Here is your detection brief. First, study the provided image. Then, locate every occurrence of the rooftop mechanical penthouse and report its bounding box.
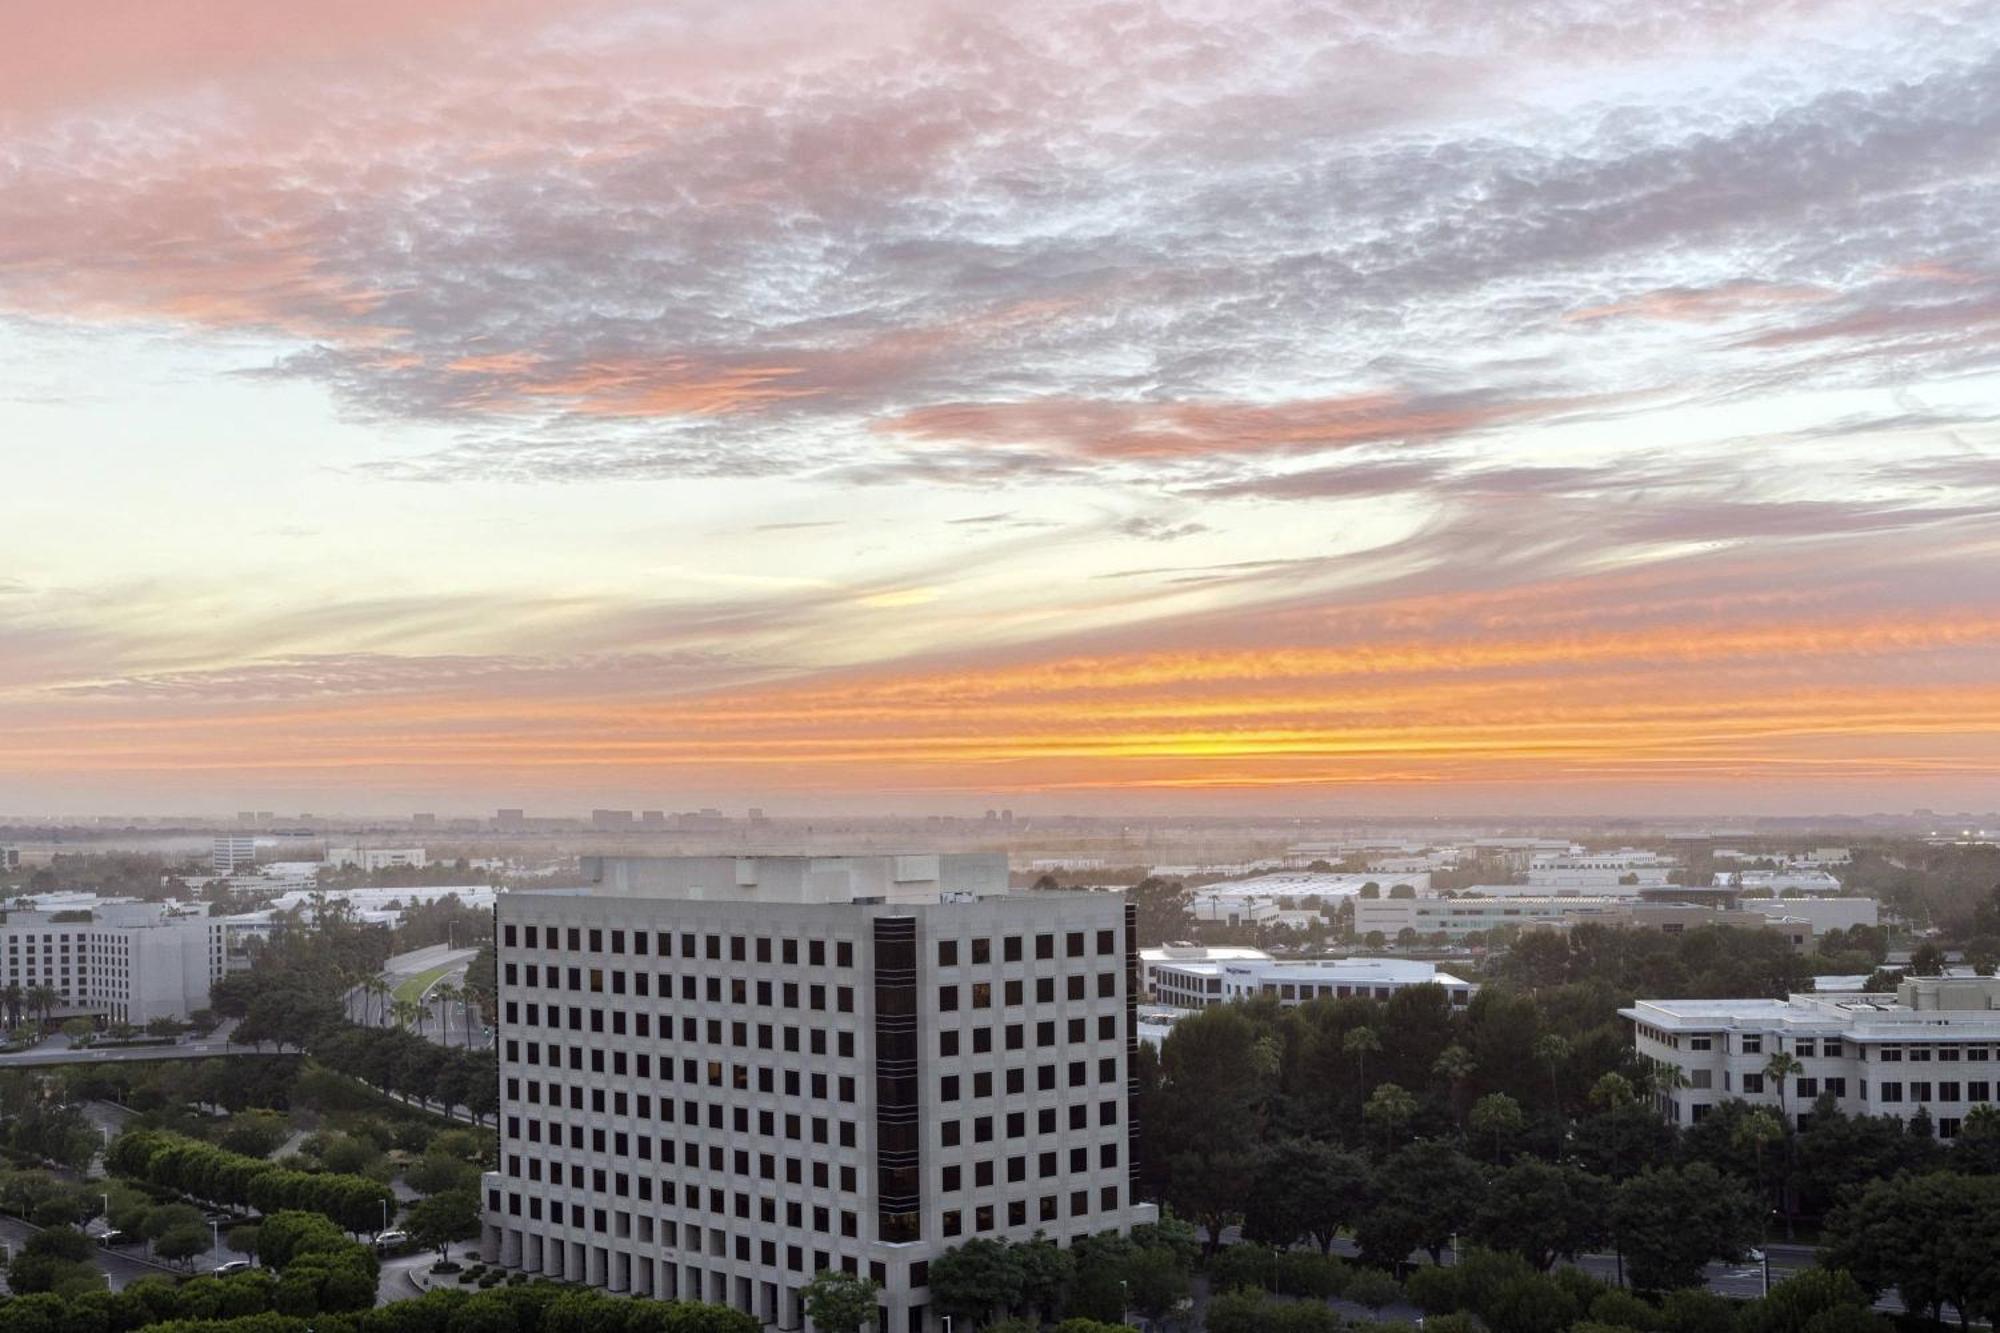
[481,854,1156,1332]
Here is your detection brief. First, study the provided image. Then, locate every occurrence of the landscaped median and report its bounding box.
[392,963,459,1008]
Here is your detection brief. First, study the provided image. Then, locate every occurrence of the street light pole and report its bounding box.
[1121,1279,1130,1327]
[381,1198,390,1235]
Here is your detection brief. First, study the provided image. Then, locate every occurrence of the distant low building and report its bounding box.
[324,846,428,872]
[1356,894,1820,945]
[1737,896,1879,933]
[0,846,19,872]
[1526,849,1677,889]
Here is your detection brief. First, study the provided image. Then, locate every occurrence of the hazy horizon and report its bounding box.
[6,1,2000,814]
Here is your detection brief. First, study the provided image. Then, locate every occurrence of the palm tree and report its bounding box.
[431,983,460,1045]
[1533,1033,1571,1111]
[1,983,20,1029]
[390,998,420,1031]
[26,985,59,1029]
[1364,1082,1417,1154]
[365,977,392,1027]
[1762,1047,1805,1239]
[1344,1026,1381,1086]
[1763,1049,1804,1123]
[1433,1044,1476,1127]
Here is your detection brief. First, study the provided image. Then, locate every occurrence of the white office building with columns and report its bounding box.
[481,855,1154,1332]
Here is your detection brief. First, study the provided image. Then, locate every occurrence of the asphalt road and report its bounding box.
[0,1213,200,1293]
[348,945,489,1051]
[0,1021,284,1068]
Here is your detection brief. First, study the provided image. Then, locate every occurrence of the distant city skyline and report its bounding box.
[5,1,2000,813]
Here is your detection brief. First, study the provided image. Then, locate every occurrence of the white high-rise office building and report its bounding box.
[212,836,257,874]
[481,855,1154,1332]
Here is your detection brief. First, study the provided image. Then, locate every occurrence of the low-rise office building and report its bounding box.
[1145,953,1476,1010]
[1624,976,2000,1135]
[1736,896,1879,933]
[324,846,429,872]
[1356,895,1815,945]
[1137,945,1272,998]
[1526,849,1677,889]
[481,855,1154,1332]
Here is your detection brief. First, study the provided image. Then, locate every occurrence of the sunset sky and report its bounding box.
[5,0,2000,816]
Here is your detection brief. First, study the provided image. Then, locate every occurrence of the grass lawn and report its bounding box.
[393,962,459,1005]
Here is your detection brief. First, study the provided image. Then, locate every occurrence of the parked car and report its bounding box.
[210,1260,252,1276]
[375,1229,411,1252]
[97,1229,138,1247]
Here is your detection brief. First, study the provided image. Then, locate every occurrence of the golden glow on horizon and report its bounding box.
[8,606,1999,798]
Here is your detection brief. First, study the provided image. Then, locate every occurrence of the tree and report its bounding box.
[1909,942,1945,976]
[1433,1044,1477,1126]
[1153,1005,1274,1255]
[1364,1082,1417,1152]
[156,1221,215,1269]
[1346,1268,1404,1312]
[1611,1164,1759,1292]
[1122,1244,1192,1325]
[1487,1275,1579,1333]
[1012,1234,1074,1323]
[1570,1099,1676,1181]
[1369,1141,1485,1265]
[1468,1093,1527,1163]
[1822,1171,2000,1326]
[226,1224,261,1264]
[430,982,461,1046]
[929,1239,1025,1326]
[1242,1139,1371,1254]
[1131,878,1194,947]
[406,1189,480,1263]
[25,985,59,1027]
[6,1226,103,1294]
[802,1268,879,1333]
[1470,1161,1610,1272]
[1344,1025,1382,1086]
[1532,1034,1570,1112]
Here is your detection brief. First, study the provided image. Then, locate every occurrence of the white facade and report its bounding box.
[325,846,429,872]
[1145,954,1476,1010]
[0,902,226,1024]
[1716,869,1845,894]
[1443,881,1649,900]
[1624,977,2000,1136]
[1138,945,1272,997]
[1189,893,1278,926]
[1357,895,1627,939]
[1526,849,1677,888]
[481,855,1154,1333]
[1736,897,1879,933]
